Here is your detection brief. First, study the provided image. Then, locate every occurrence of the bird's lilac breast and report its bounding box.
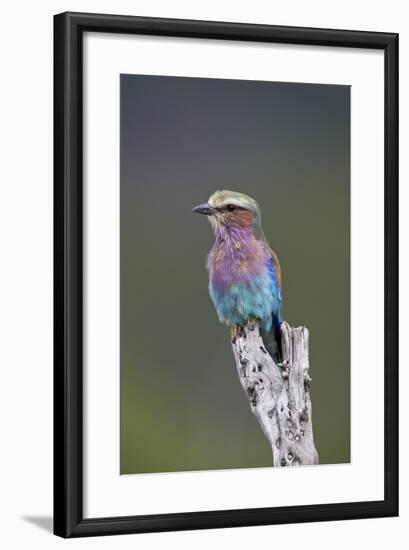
[207,231,277,330]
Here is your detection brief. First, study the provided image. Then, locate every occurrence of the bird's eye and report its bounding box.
[226,204,236,211]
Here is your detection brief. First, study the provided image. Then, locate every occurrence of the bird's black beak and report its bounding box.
[192,203,214,216]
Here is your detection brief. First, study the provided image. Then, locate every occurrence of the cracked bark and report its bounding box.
[231,321,319,466]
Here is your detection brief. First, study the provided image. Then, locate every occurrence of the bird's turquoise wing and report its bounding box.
[261,254,282,361]
[266,255,282,323]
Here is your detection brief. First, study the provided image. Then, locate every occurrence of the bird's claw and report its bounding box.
[230,325,242,342]
[246,316,258,331]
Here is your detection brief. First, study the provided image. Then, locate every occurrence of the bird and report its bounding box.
[193,190,282,361]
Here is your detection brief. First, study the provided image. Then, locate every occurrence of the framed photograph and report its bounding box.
[54,12,398,538]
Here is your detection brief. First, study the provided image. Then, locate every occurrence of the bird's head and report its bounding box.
[193,190,263,237]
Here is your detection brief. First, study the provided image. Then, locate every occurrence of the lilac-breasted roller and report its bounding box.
[193,190,282,361]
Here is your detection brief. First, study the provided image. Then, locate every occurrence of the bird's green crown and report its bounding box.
[208,190,260,214]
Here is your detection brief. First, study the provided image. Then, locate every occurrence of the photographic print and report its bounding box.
[120,74,350,475]
[54,13,398,537]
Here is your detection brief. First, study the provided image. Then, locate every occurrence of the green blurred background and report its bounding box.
[120,74,350,474]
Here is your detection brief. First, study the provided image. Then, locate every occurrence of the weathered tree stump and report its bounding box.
[231,321,319,466]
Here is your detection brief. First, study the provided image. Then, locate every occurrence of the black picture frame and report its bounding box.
[54,11,399,538]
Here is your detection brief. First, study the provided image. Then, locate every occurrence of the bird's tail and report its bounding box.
[260,314,282,364]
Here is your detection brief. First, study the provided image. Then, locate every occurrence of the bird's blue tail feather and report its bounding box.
[260,312,282,363]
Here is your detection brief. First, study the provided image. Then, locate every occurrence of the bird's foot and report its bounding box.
[230,325,242,342]
[246,316,258,331]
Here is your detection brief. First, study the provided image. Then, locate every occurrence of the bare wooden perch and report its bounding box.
[231,321,319,466]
